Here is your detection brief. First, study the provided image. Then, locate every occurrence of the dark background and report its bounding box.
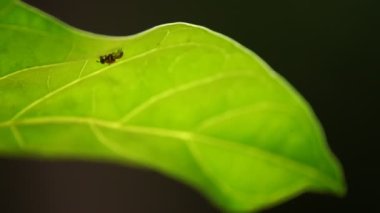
[1,0,378,212]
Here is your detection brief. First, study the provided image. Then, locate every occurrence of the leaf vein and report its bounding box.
[0,24,50,36]
[196,102,289,130]
[10,125,25,148]
[0,60,83,80]
[77,60,88,79]
[89,122,127,158]
[120,71,255,123]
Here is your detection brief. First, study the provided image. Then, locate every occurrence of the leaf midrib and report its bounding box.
[0,115,339,190]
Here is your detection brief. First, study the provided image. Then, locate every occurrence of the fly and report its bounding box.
[98,49,124,64]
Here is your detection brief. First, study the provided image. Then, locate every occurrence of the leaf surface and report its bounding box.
[0,0,345,211]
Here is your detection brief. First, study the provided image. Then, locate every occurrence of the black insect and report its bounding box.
[98,49,124,64]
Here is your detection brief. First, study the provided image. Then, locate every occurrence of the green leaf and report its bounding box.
[0,0,345,211]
